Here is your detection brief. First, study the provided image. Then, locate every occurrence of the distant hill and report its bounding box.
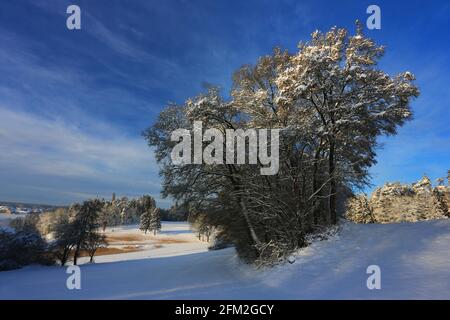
[0,201,65,210]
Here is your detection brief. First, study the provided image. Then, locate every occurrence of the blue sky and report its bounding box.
[0,0,449,207]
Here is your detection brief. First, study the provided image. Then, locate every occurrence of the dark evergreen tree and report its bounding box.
[150,208,162,235]
[140,209,152,234]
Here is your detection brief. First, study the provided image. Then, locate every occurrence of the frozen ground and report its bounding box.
[1,219,450,299]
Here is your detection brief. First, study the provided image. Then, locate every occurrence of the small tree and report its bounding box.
[150,208,162,235]
[53,213,77,266]
[140,210,152,234]
[139,195,158,234]
[71,199,104,265]
[83,232,107,263]
[98,204,110,232]
[188,211,214,242]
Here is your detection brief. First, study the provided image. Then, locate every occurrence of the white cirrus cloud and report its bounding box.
[0,105,163,205]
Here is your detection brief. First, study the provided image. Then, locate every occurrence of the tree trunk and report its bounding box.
[73,244,80,265]
[61,246,71,266]
[328,140,337,225]
[89,250,95,263]
[240,198,261,245]
[312,146,321,226]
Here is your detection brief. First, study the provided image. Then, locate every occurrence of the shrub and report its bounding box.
[0,228,55,271]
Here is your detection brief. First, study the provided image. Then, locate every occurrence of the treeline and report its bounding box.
[1,194,164,271]
[144,23,419,265]
[1,200,107,270]
[346,173,450,223]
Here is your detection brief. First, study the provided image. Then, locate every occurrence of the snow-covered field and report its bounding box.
[1,219,450,299]
[77,222,210,264]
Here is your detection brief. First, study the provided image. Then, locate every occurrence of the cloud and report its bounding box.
[85,12,181,73]
[0,22,167,206]
[0,106,163,205]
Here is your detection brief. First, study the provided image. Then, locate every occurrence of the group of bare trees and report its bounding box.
[144,24,419,264]
[53,195,161,265]
[53,199,106,265]
[3,194,162,268]
[1,199,106,269]
[188,212,214,242]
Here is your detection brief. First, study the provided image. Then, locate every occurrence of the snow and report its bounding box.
[76,221,210,264]
[1,220,450,299]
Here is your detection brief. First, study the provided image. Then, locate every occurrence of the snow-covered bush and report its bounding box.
[305,224,341,243]
[208,235,233,251]
[254,240,299,268]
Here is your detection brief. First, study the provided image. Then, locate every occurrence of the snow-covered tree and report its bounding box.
[140,208,161,235]
[53,212,77,266]
[98,204,112,232]
[149,208,162,235]
[345,194,375,223]
[83,231,107,263]
[188,211,214,242]
[144,23,419,264]
[275,22,419,224]
[139,195,158,234]
[70,199,105,265]
[140,210,152,234]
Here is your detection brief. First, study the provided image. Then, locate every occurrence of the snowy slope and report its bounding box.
[1,220,450,299]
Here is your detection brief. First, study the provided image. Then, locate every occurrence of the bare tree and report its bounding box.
[83,232,107,263]
[71,199,104,265]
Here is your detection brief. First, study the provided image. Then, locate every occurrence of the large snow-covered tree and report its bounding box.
[275,23,419,224]
[144,23,419,264]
